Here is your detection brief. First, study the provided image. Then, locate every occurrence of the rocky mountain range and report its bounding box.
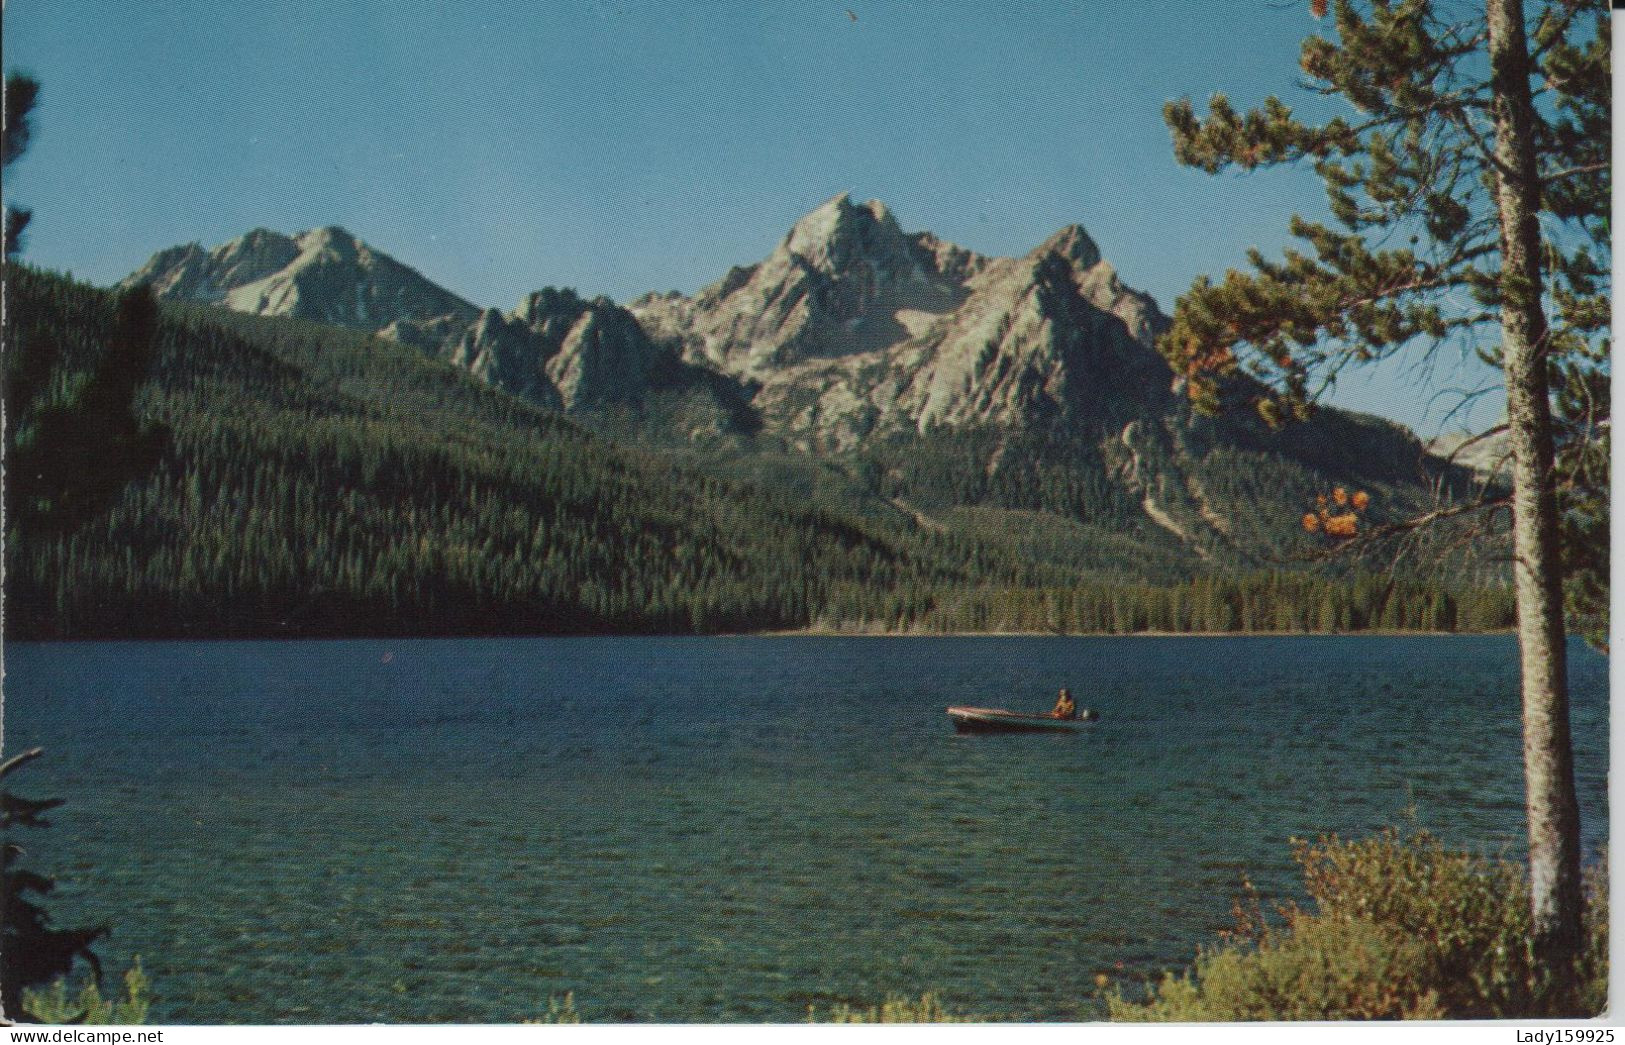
[123,195,1476,567]
[630,195,1174,449]
[121,194,1180,447]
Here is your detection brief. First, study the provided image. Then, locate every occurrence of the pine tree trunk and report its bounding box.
[1484,0,1584,996]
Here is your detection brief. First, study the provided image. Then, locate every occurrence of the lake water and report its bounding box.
[3,635,1609,1023]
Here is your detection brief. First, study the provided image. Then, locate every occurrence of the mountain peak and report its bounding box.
[295,225,365,256]
[126,226,477,330]
[863,198,895,225]
[783,193,910,275]
[1032,224,1102,269]
[307,224,357,240]
[226,227,296,252]
[209,227,300,276]
[784,192,853,244]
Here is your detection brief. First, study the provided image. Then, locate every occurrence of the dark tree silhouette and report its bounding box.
[0,750,108,1022]
[1,74,165,1024]
[4,73,39,258]
[6,283,169,537]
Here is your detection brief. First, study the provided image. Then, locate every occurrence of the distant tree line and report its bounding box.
[911,572,1513,636]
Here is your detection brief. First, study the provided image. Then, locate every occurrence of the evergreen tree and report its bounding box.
[3,72,39,258]
[1157,0,1604,1001]
[4,73,168,539]
[1,749,108,1022]
[6,283,169,537]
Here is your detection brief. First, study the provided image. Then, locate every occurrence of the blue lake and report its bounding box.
[3,635,1609,1022]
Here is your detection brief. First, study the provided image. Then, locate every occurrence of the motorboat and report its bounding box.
[945,705,1098,734]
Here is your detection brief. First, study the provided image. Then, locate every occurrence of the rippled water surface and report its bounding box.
[5,635,1608,1022]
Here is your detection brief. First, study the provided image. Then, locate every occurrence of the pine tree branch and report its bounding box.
[1437,101,1506,176]
[0,748,45,780]
[1539,161,1609,184]
[1299,495,1512,562]
[1528,0,1586,65]
[1298,245,1492,330]
[1438,423,1512,467]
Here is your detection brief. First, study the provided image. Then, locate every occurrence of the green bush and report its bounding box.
[1108,831,1608,1021]
[809,992,969,1023]
[523,992,582,1024]
[21,960,150,1024]
[517,991,967,1024]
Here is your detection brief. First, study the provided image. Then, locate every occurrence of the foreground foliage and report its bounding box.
[522,992,582,1025]
[1107,831,1607,1020]
[808,992,970,1023]
[20,963,151,1025]
[1,749,108,1022]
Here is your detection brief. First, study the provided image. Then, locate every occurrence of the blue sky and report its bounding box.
[5,0,1503,435]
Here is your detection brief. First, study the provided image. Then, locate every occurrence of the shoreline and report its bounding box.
[752,628,1513,638]
[8,627,1519,645]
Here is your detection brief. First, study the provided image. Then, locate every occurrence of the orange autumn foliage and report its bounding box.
[1302,490,1373,540]
[1323,513,1360,538]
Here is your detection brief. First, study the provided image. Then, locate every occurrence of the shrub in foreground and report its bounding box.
[523,992,582,1024]
[1108,831,1607,1021]
[809,992,969,1023]
[21,961,150,1025]
[2,747,110,1022]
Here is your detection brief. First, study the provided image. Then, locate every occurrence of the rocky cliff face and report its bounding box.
[632,195,979,374]
[630,193,1173,450]
[128,230,679,415]
[378,288,674,412]
[514,288,671,411]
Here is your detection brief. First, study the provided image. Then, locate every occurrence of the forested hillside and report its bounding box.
[126,203,1502,583]
[4,266,1510,639]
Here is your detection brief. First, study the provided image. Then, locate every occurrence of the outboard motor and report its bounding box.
[1078,707,1101,722]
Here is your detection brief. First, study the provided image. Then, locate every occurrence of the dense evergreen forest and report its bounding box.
[4,266,1511,639]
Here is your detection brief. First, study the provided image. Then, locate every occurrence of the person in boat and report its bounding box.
[1052,688,1076,720]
